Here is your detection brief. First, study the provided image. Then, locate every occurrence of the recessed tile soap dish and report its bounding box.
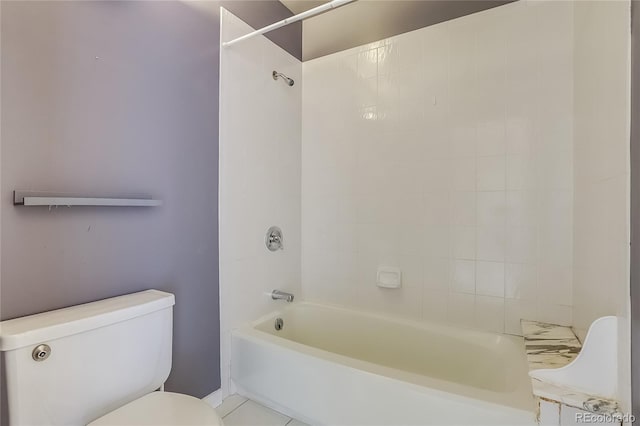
[376,266,401,289]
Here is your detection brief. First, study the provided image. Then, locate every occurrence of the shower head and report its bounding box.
[273,70,294,87]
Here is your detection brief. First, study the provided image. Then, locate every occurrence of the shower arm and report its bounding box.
[273,71,294,86]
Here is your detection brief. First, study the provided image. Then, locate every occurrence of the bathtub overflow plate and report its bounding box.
[275,318,284,331]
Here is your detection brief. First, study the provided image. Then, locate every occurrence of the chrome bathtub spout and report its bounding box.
[271,290,294,302]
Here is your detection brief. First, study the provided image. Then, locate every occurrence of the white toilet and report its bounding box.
[0,290,223,426]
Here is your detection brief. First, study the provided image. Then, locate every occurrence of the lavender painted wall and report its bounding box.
[0,0,300,411]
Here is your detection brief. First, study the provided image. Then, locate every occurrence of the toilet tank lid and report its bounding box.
[0,290,175,351]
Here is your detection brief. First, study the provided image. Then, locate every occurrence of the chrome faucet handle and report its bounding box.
[265,226,284,251]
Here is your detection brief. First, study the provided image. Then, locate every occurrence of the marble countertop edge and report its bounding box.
[520,319,621,416]
[532,379,621,415]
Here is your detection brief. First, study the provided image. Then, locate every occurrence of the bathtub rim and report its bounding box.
[233,301,536,415]
[250,300,523,343]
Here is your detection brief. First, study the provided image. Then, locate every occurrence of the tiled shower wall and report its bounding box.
[572,0,631,412]
[301,0,574,334]
[219,9,301,396]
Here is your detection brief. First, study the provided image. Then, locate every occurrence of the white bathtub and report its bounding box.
[231,302,536,425]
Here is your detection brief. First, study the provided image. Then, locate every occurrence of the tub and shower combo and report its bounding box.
[218,1,601,423]
[232,302,536,425]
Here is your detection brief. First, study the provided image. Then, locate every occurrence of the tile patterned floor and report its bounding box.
[216,395,309,426]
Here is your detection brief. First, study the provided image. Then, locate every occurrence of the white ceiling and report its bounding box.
[279,0,514,61]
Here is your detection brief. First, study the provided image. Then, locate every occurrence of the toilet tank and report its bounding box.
[0,290,175,426]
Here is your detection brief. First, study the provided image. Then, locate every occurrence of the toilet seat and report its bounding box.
[88,391,223,426]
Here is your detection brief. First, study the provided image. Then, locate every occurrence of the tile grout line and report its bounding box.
[222,398,249,419]
[222,397,296,425]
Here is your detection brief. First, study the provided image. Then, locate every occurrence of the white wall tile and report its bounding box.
[476,156,505,191]
[220,9,301,396]
[424,191,451,226]
[476,120,506,157]
[302,0,575,333]
[537,303,572,326]
[476,226,506,261]
[447,292,475,327]
[423,225,450,258]
[356,278,423,320]
[505,263,537,301]
[355,76,377,108]
[452,191,476,226]
[398,223,426,255]
[476,261,505,297]
[573,0,630,413]
[477,191,506,228]
[506,190,536,228]
[505,225,536,264]
[452,226,476,259]
[505,299,537,335]
[357,48,378,79]
[423,289,448,322]
[538,263,573,306]
[450,259,475,294]
[475,295,505,333]
[506,155,536,190]
[423,257,450,290]
[395,254,425,287]
[393,35,424,73]
[450,125,476,158]
[452,157,477,191]
[423,159,452,192]
[505,117,535,157]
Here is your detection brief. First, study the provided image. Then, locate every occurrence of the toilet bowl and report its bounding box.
[0,290,223,426]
